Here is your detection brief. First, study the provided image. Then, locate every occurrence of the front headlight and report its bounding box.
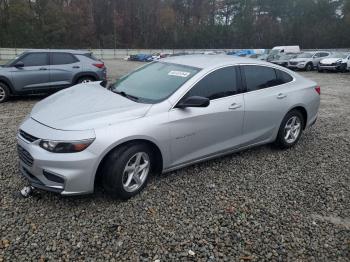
[39,138,95,153]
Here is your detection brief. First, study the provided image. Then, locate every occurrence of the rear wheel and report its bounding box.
[77,76,95,84]
[275,110,304,149]
[102,143,153,199]
[0,82,10,103]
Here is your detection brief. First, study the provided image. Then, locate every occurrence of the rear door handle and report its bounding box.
[277,93,287,99]
[73,66,80,69]
[39,67,48,70]
[229,103,242,110]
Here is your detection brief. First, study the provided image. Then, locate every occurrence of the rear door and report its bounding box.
[168,66,245,167]
[49,52,82,89]
[10,52,50,92]
[241,65,294,146]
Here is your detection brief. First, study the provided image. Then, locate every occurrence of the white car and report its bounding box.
[288,51,331,71]
[318,53,350,72]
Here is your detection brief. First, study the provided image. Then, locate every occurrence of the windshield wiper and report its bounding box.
[112,90,139,101]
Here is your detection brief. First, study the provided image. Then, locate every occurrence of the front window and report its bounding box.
[111,62,200,103]
[184,66,239,100]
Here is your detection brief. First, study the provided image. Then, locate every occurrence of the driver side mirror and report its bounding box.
[176,96,210,109]
[14,61,24,68]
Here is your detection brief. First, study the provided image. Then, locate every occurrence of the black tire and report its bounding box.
[305,63,313,71]
[76,76,95,84]
[0,82,10,103]
[274,110,305,149]
[102,143,153,199]
[317,65,324,73]
[339,64,347,73]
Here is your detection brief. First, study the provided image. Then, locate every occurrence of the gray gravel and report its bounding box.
[0,60,349,261]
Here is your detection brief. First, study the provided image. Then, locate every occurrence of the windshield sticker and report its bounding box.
[168,71,191,78]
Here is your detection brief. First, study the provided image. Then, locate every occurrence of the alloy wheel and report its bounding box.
[284,116,301,144]
[0,86,5,102]
[122,152,150,192]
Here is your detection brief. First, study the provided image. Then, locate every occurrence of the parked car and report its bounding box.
[318,52,350,73]
[270,53,299,67]
[0,50,106,103]
[17,55,320,199]
[288,51,331,71]
[257,54,269,61]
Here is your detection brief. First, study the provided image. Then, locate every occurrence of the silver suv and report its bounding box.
[288,51,331,71]
[0,50,107,102]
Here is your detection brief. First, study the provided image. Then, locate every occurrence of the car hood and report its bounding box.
[30,82,152,130]
[289,58,311,62]
[320,58,343,64]
[272,59,289,63]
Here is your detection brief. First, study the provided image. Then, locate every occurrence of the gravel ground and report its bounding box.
[0,60,349,261]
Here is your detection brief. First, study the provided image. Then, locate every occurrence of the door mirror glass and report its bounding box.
[176,96,210,109]
[14,61,24,68]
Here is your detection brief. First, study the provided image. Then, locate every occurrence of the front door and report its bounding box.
[11,52,50,92]
[168,66,245,168]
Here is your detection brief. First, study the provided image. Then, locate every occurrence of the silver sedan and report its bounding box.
[17,55,320,199]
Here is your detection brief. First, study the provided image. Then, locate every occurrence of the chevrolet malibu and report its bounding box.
[17,55,320,199]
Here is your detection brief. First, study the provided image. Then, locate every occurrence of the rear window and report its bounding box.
[83,53,99,61]
[51,53,78,65]
[276,69,293,85]
[244,65,279,91]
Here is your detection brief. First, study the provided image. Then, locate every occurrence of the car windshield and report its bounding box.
[328,53,347,58]
[297,53,313,58]
[2,56,19,67]
[111,62,200,103]
[277,54,295,60]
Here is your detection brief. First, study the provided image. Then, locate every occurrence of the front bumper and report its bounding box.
[17,119,99,195]
[288,63,307,69]
[319,65,341,71]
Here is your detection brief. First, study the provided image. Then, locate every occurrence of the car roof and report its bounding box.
[23,49,91,55]
[160,54,271,69]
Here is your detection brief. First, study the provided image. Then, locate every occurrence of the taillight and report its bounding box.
[315,86,321,95]
[93,63,105,69]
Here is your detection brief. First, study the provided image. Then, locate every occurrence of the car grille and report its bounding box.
[19,130,39,143]
[17,144,34,167]
[289,62,298,66]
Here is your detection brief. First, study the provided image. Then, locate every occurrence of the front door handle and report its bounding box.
[73,66,80,69]
[229,103,242,110]
[39,67,48,71]
[277,93,287,99]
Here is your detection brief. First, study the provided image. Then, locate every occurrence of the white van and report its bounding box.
[271,46,301,54]
[267,46,301,61]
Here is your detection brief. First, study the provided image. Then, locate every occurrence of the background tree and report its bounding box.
[0,0,348,49]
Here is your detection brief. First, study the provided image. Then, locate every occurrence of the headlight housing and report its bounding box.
[39,138,95,153]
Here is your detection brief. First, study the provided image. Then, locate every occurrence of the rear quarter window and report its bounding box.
[276,69,293,85]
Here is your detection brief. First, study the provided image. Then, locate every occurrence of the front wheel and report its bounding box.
[0,83,10,103]
[102,143,153,199]
[305,63,313,71]
[275,110,304,149]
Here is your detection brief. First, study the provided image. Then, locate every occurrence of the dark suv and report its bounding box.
[0,50,107,102]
